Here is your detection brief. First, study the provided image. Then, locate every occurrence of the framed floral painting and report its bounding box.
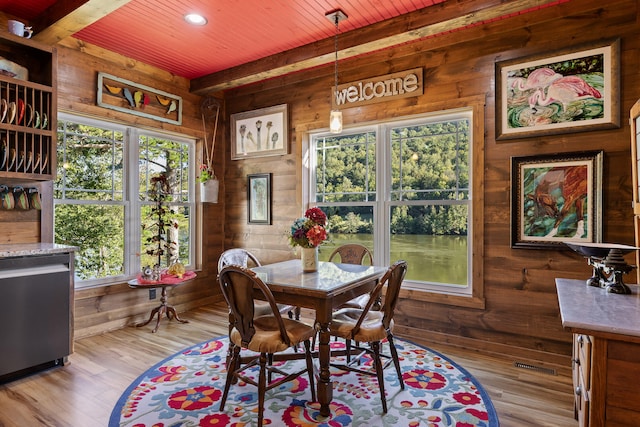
[496,39,620,140]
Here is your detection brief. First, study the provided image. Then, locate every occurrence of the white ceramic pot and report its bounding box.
[200,179,219,203]
[301,247,318,273]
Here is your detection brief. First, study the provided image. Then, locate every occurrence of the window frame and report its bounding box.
[303,97,485,308]
[55,112,197,289]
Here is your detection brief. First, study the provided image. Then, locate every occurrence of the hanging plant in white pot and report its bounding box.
[199,97,221,203]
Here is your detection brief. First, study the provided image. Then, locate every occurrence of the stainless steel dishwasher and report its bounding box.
[0,252,74,381]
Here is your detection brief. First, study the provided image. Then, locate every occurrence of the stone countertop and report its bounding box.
[0,243,78,258]
[556,278,640,338]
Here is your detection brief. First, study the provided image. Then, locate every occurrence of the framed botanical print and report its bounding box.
[511,151,603,249]
[231,104,288,160]
[247,173,271,225]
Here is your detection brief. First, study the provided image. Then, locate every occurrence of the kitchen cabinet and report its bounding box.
[557,278,640,427]
[0,32,56,181]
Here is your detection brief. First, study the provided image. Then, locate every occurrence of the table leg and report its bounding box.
[166,305,189,323]
[136,303,161,328]
[136,286,188,333]
[317,321,332,418]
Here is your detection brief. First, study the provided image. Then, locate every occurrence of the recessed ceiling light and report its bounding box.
[184,13,207,26]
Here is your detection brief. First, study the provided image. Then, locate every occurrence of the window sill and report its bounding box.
[399,287,486,309]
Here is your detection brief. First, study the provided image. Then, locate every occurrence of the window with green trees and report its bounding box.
[310,108,473,294]
[54,114,195,288]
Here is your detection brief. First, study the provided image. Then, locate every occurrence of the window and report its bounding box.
[309,106,481,297]
[54,114,196,288]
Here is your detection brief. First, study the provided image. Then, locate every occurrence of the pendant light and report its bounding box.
[326,9,347,134]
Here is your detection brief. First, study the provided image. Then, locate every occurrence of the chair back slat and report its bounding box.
[329,244,373,265]
[218,265,290,347]
[218,248,261,272]
[350,260,407,336]
[381,260,407,329]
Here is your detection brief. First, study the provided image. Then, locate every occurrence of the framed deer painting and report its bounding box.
[511,151,603,249]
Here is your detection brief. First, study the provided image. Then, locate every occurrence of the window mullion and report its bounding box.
[125,128,138,276]
[377,124,389,267]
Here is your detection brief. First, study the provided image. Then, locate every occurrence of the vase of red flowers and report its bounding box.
[301,247,319,273]
[289,207,328,272]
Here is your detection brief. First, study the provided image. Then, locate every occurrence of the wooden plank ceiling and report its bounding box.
[1,0,566,94]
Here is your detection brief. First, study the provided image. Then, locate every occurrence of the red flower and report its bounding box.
[306,225,327,247]
[199,413,230,426]
[452,392,481,405]
[465,408,489,420]
[289,207,329,248]
[305,207,327,226]
[167,385,221,411]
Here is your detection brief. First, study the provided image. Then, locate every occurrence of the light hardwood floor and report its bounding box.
[0,303,576,426]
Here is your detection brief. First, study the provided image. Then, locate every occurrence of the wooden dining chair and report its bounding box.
[218,248,298,320]
[329,243,373,265]
[217,265,317,427]
[330,244,377,310]
[311,243,377,350]
[329,260,408,413]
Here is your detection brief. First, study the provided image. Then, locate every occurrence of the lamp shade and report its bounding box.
[329,110,342,133]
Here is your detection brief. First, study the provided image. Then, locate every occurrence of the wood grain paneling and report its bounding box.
[52,41,226,338]
[221,0,639,370]
[3,0,637,373]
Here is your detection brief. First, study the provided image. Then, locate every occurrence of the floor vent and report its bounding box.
[513,361,557,375]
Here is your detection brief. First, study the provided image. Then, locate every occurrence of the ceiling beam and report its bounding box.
[31,0,134,45]
[190,0,561,95]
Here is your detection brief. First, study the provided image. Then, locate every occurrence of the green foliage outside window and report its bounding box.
[313,116,471,287]
[55,118,193,283]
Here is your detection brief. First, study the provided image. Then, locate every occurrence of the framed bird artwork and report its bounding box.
[96,72,182,125]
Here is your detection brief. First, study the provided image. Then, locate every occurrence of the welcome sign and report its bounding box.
[332,67,423,109]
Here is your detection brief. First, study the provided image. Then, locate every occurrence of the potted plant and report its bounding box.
[141,173,179,279]
[199,97,221,203]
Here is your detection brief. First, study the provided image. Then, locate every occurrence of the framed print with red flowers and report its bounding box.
[247,173,271,224]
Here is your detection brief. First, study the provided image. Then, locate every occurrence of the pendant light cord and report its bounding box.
[334,15,339,95]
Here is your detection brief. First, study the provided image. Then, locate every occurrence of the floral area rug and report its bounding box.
[109,337,498,427]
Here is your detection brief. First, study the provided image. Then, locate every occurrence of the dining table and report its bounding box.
[251,259,387,418]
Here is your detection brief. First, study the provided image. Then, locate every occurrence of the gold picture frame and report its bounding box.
[511,151,603,249]
[496,39,620,140]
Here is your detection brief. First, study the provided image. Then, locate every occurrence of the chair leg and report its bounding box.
[345,339,352,363]
[387,333,404,389]
[371,341,387,413]
[303,339,317,402]
[258,353,267,427]
[267,353,274,382]
[220,345,240,410]
[226,311,234,369]
[311,321,319,350]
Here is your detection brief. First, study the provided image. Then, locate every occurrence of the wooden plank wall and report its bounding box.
[52,40,226,338]
[221,0,639,370]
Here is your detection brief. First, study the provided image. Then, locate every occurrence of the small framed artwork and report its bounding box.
[511,151,603,249]
[231,104,288,160]
[496,39,620,140]
[247,173,271,225]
